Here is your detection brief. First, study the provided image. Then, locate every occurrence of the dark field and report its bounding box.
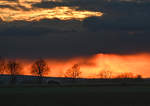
[0,86,150,106]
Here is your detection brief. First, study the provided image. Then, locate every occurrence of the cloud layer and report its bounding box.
[0,0,150,58]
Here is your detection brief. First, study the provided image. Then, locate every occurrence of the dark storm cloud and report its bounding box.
[0,19,81,36]
[32,0,150,30]
[0,23,58,36]
[33,0,150,12]
[0,24,150,58]
[83,15,150,31]
[33,0,106,11]
[0,0,150,58]
[0,5,17,10]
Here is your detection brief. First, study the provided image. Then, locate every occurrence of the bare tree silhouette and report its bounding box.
[136,74,142,79]
[31,59,49,83]
[65,64,81,79]
[0,57,6,74]
[98,70,112,79]
[7,60,21,84]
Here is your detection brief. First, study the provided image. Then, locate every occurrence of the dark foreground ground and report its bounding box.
[1,86,150,106]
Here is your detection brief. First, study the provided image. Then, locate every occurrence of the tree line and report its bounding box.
[0,57,50,84]
[0,57,142,84]
[0,57,83,83]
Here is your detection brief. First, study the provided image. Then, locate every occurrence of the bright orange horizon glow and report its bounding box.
[5,53,150,78]
[0,0,103,22]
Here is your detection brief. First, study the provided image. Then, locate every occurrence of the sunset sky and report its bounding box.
[0,0,150,78]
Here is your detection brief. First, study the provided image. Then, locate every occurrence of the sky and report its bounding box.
[0,0,150,58]
[0,0,150,77]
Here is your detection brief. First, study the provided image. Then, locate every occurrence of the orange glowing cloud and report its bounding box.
[0,0,103,22]
[14,53,150,78]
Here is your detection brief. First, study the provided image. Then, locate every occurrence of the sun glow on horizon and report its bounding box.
[2,53,150,78]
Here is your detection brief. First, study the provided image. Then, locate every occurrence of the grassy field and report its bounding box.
[1,86,150,106]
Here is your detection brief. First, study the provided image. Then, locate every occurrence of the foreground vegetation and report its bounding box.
[0,86,150,106]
